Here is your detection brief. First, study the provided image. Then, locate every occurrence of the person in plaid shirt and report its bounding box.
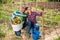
[26,7,42,40]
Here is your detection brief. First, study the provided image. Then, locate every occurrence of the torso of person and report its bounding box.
[28,12,37,24]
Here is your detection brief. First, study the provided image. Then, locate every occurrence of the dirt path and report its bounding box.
[0,22,60,40]
[44,26,60,40]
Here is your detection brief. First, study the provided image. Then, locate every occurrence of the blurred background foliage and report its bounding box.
[0,0,60,40]
[0,0,60,4]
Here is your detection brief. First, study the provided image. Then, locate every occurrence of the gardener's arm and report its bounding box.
[34,12,42,16]
[18,14,27,17]
[9,14,13,22]
[13,12,27,17]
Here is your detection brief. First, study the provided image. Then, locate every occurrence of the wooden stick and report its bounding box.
[20,0,22,11]
[42,1,45,40]
[36,0,38,11]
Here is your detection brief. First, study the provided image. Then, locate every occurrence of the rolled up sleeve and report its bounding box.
[35,12,42,16]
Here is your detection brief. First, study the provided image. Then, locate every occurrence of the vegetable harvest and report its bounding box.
[12,17,22,25]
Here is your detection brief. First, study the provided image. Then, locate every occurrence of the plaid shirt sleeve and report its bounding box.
[35,12,42,16]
